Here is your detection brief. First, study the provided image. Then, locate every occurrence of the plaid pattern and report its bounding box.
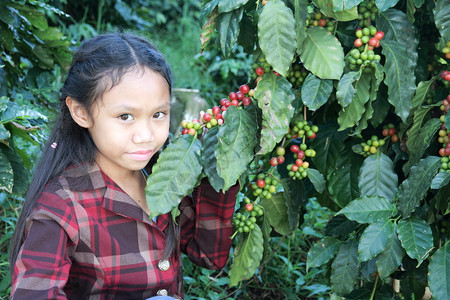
[11,163,238,299]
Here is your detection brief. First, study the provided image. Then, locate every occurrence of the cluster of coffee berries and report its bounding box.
[232,198,264,234]
[438,96,450,163]
[357,0,378,28]
[220,84,253,110]
[251,56,271,82]
[249,173,279,200]
[441,70,450,83]
[346,26,384,71]
[382,123,399,143]
[440,156,450,173]
[306,11,336,33]
[286,143,316,180]
[360,135,385,156]
[442,41,450,60]
[292,120,319,139]
[286,63,309,89]
[180,119,204,136]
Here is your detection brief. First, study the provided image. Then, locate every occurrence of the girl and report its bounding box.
[9,32,239,299]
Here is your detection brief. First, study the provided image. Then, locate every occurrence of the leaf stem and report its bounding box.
[369,273,379,300]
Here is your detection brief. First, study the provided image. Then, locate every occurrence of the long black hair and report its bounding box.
[10,32,178,272]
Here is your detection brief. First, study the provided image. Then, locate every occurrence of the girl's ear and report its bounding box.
[66,97,93,128]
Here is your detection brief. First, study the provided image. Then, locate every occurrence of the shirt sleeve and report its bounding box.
[178,178,239,269]
[11,192,78,300]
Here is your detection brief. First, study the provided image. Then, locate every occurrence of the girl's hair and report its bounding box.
[10,32,178,272]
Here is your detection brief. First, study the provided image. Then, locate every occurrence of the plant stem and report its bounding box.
[369,274,379,300]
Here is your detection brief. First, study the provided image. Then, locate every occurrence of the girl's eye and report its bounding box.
[153,112,167,119]
[118,114,133,121]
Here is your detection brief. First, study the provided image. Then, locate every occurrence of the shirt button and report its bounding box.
[156,289,168,296]
[158,259,170,271]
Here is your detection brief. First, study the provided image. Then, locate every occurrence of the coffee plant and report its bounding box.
[145,0,450,298]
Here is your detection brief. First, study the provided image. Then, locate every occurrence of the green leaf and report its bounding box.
[298,27,345,80]
[229,225,264,286]
[0,123,10,140]
[218,0,249,13]
[0,149,14,193]
[215,105,259,190]
[255,73,295,155]
[336,71,361,108]
[310,122,347,175]
[325,215,359,239]
[445,113,450,132]
[307,236,341,271]
[358,152,398,200]
[14,4,48,30]
[376,232,404,277]
[293,0,309,49]
[398,156,441,218]
[403,110,441,174]
[331,238,359,295]
[306,168,326,193]
[217,8,243,57]
[313,0,359,21]
[337,71,371,130]
[146,135,203,219]
[375,0,400,12]
[1,145,29,194]
[434,0,450,41]
[411,76,439,109]
[398,216,434,267]
[301,73,334,111]
[281,177,305,231]
[358,219,395,262]
[337,195,397,224]
[258,0,296,76]
[380,39,416,123]
[428,241,450,300]
[431,172,450,190]
[370,88,391,128]
[202,127,224,192]
[333,0,363,11]
[261,192,291,235]
[327,148,363,208]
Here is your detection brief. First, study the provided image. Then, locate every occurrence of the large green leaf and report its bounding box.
[261,192,291,235]
[201,127,224,192]
[1,145,29,194]
[11,3,48,31]
[376,9,418,64]
[281,177,305,231]
[218,0,249,13]
[403,108,441,174]
[434,0,450,41]
[380,39,416,123]
[306,168,326,193]
[358,152,398,200]
[313,0,359,21]
[310,122,347,176]
[336,71,361,108]
[325,215,359,239]
[327,148,363,208]
[337,196,397,223]
[358,219,395,262]
[293,0,309,49]
[298,27,345,80]
[0,149,14,193]
[229,225,264,286]
[307,236,341,271]
[215,105,259,190]
[375,0,401,13]
[217,8,243,57]
[301,73,333,111]
[254,73,295,155]
[398,156,441,218]
[428,241,450,300]
[331,238,359,295]
[337,71,371,130]
[146,135,203,218]
[258,0,296,76]
[398,216,433,267]
[376,232,405,278]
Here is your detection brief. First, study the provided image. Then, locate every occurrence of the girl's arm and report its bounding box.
[178,178,239,269]
[11,193,77,299]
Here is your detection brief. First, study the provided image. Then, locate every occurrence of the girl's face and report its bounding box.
[84,68,171,178]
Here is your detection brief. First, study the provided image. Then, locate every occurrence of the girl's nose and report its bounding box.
[133,122,154,143]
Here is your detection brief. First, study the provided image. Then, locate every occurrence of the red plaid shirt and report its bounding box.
[11,163,238,299]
